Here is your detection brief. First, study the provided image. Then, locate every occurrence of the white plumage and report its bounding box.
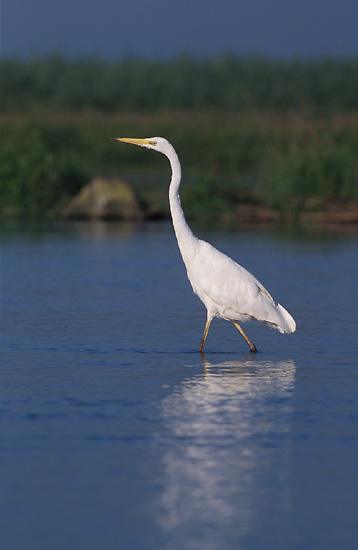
[114,136,296,352]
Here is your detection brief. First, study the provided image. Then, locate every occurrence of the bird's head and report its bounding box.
[112,136,170,154]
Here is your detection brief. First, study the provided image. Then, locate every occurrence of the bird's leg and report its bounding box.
[199,319,212,352]
[232,320,258,353]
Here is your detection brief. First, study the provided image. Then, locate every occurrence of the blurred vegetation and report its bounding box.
[1,55,358,219]
[3,54,358,112]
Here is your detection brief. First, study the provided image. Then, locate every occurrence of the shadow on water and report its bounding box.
[157,356,296,549]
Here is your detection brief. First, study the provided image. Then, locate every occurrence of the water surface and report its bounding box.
[1,221,358,550]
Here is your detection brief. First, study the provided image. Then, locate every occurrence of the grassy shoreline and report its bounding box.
[1,108,357,222]
[1,56,358,222]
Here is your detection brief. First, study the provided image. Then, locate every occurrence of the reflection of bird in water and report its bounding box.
[114,137,296,352]
[158,359,296,540]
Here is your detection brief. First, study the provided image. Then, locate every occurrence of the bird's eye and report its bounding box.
[148,141,157,146]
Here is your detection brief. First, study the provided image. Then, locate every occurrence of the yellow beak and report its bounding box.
[113,138,153,146]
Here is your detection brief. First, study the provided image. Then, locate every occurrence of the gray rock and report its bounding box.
[63,176,146,220]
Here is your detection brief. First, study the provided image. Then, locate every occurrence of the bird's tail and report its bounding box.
[252,286,296,334]
[269,303,296,334]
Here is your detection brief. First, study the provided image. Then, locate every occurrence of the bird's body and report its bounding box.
[115,136,296,352]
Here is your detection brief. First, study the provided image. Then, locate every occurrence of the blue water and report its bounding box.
[1,221,358,550]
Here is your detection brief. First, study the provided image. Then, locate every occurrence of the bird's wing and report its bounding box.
[187,240,295,333]
[194,239,274,303]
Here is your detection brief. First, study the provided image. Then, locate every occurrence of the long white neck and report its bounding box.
[166,145,198,265]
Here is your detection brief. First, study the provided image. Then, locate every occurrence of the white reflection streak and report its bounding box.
[158,359,295,546]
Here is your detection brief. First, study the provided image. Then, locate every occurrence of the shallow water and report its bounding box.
[1,221,358,550]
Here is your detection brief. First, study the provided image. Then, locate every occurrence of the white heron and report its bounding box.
[113,137,296,352]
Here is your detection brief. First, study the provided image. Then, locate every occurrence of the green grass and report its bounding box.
[1,55,358,219]
[257,123,358,215]
[2,55,358,112]
[1,109,357,219]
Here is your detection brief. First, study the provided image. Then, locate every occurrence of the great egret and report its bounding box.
[114,137,296,352]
